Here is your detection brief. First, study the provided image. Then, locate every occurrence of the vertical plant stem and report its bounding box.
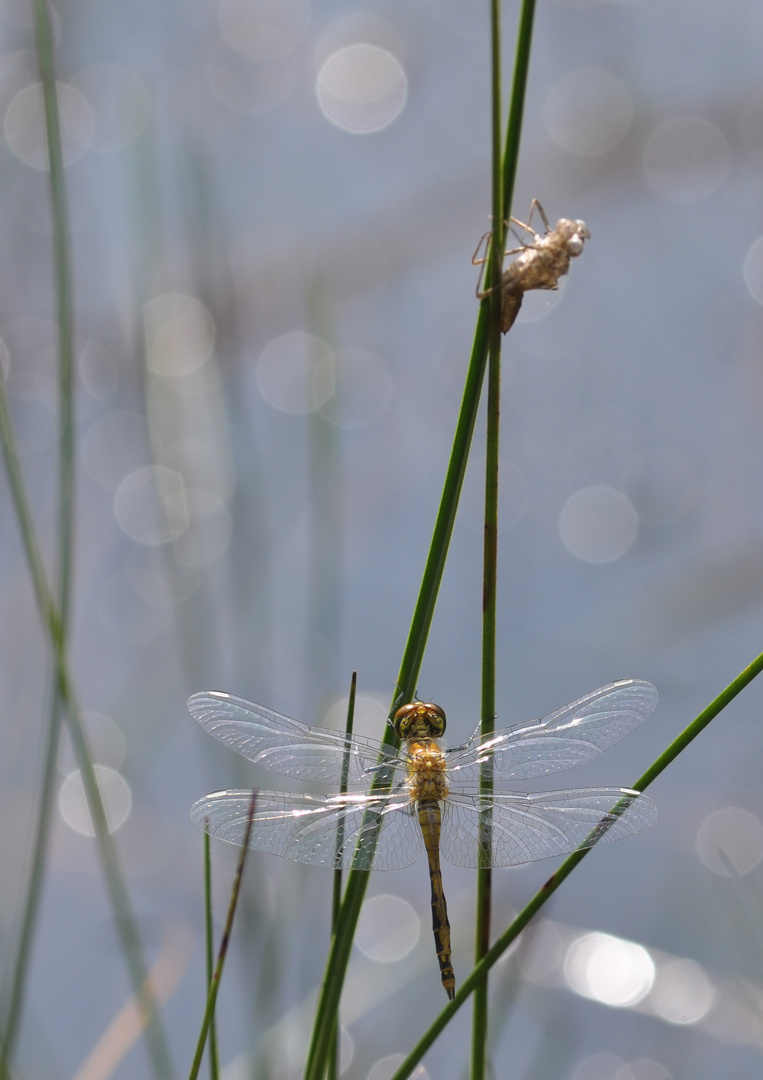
[203,834,220,1080]
[30,1,75,595]
[302,305,489,1080]
[189,794,257,1080]
[302,7,538,1080]
[327,672,357,1080]
[0,386,174,1080]
[2,0,77,1057]
[472,1,504,1071]
[502,0,537,223]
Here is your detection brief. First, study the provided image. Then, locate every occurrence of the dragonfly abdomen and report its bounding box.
[417,800,455,1000]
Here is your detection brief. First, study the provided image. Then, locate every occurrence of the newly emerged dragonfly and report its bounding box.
[190,679,658,1000]
[474,199,590,332]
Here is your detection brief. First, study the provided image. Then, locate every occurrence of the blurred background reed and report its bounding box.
[2,1,763,1078]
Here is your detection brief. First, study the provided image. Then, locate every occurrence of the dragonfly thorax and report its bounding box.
[406,739,449,803]
[393,701,446,739]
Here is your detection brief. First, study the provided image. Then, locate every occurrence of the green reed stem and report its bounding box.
[327,672,357,1080]
[0,385,174,1079]
[471,0,507,1073]
[2,0,77,1058]
[30,2,75,601]
[502,0,537,223]
[189,795,256,1080]
[302,311,489,1080]
[386,648,763,1080]
[302,9,537,1080]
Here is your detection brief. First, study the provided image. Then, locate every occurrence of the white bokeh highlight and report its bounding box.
[696,807,763,876]
[545,68,633,156]
[355,894,420,962]
[114,466,189,545]
[316,44,407,133]
[5,81,95,168]
[564,932,655,1007]
[257,331,335,414]
[643,116,730,202]
[219,0,310,60]
[650,958,716,1025]
[743,236,763,304]
[560,485,638,563]
[144,293,216,379]
[59,766,132,836]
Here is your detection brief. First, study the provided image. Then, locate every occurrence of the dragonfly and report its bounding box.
[189,678,658,1000]
[473,199,590,332]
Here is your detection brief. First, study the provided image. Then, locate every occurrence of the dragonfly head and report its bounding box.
[555,218,590,257]
[392,702,447,739]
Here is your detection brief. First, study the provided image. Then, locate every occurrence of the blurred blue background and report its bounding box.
[2,0,763,1078]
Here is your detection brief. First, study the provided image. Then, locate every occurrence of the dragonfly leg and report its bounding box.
[472,231,496,299]
[527,197,551,234]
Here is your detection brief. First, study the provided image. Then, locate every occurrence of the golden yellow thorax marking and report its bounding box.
[406,738,449,803]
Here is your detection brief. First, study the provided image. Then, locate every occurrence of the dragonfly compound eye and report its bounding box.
[426,704,447,736]
[393,704,445,738]
[393,702,447,738]
[393,704,416,737]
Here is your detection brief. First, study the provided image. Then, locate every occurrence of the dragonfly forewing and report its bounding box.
[188,691,404,788]
[446,680,658,783]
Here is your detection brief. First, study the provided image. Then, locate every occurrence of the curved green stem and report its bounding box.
[2,0,77,1057]
[386,648,763,1080]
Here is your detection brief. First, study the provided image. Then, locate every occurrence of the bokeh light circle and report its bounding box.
[59,765,132,836]
[545,68,633,156]
[144,293,216,378]
[696,806,763,876]
[5,81,95,168]
[355,894,420,961]
[571,1054,627,1080]
[559,485,638,563]
[219,0,310,61]
[257,331,335,414]
[368,1055,429,1080]
[650,958,715,1025]
[564,932,655,1007]
[114,466,189,544]
[643,116,730,202]
[316,44,407,134]
[743,236,763,304]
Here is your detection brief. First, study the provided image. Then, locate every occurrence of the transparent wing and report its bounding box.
[441,787,657,868]
[190,790,423,871]
[447,680,658,783]
[189,692,404,787]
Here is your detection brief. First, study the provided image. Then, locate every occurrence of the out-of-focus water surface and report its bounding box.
[2,0,763,1077]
